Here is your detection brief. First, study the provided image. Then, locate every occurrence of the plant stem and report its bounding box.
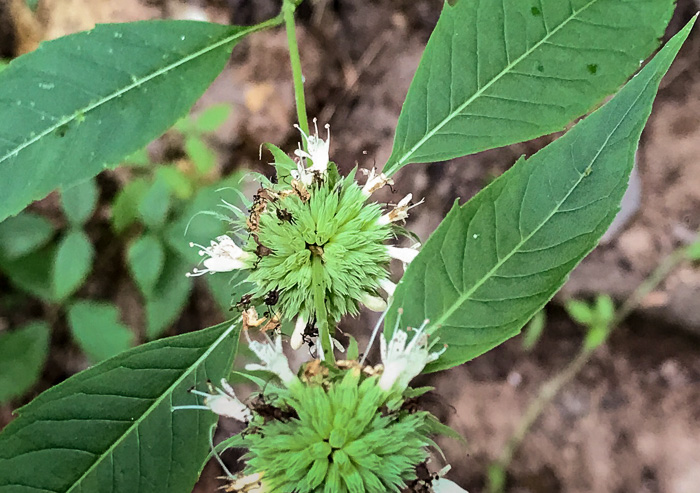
[489,241,695,493]
[283,0,310,150]
[312,255,335,363]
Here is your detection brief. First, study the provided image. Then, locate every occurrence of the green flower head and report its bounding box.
[188,121,423,348]
[242,366,431,493]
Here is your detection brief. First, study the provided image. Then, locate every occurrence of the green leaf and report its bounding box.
[145,252,193,340]
[386,21,693,372]
[384,0,675,174]
[68,301,135,363]
[0,245,56,302]
[0,212,54,260]
[52,229,95,301]
[185,135,217,174]
[0,322,49,403]
[195,103,232,132]
[0,60,7,73]
[522,308,546,350]
[593,294,615,324]
[127,234,166,298]
[265,143,297,184]
[61,178,99,226]
[687,239,700,261]
[111,178,149,233]
[0,19,276,223]
[138,175,172,230]
[565,299,594,325]
[157,166,194,200]
[0,321,240,492]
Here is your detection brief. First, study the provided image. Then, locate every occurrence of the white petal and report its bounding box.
[432,478,469,493]
[378,278,396,297]
[290,315,307,350]
[386,245,420,264]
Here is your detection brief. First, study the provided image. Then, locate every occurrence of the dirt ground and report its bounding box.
[1,0,700,492]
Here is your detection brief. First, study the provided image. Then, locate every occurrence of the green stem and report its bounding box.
[489,241,695,493]
[312,255,335,363]
[283,0,310,150]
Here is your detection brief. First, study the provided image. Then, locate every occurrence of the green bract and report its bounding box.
[246,173,391,324]
[242,368,430,493]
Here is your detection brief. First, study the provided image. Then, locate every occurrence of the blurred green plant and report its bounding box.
[488,235,700,493]
[0,104,241,377]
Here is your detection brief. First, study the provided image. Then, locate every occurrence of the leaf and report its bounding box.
[384,0,675,174]
[127,234,166,298]
[0,321,240,493]
[385,21,693,372]
[61,178,99,226]
[111,178,149,233]
[521,308,546,350]
[0,322,49,404]
[138,175,172,230]
[565,299,594,325]
[0,244,56,302]
[185,135,216,174]
[265,143,297,184]
[0,212,54,260]
[195,103,232,132]
[0,19,276,223]
[68,301,135,363]
[157,166,194,200]
[145,252,193,340]
[52,229,95,301]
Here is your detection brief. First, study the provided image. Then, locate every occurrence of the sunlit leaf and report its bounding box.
[386,22,692,371]
[385,0,674,173]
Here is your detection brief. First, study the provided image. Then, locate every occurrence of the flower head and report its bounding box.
[379,320,446,392]
[241,368,432,492]
[186,235,252,276]
[245,334,299,388]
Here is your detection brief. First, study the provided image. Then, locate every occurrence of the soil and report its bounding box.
[1,1,699,492]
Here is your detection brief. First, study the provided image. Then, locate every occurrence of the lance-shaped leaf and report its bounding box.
[386,20,693,372]
[0,321,240,493]
[0,18,277,223]
[384,0,674,174]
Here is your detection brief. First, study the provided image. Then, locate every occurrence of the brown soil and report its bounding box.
[1,1,699,492]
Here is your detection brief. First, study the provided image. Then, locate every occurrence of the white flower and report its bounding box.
[172,378,251,422]
[360,292,388,312]
[378,320,445,392]
[378,193,425,226]
[186,235,252,276]
[432,478,469,493]
[292,119,330,185]
[361,167,394,196]
[378,278,396,297]
[386,243,421,267]
[290,314,307,350]
[245,334,298,387]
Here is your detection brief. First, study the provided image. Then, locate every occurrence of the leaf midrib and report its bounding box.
[431,75,651,330]
[64,323,236,493]
[390,0,599,171]
[0,19,276,166]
